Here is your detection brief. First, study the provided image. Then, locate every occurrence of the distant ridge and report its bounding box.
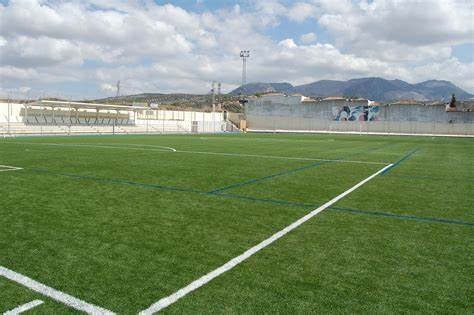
[229,77,473,102]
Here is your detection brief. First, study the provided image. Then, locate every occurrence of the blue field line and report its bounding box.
[208,160,331,193]
[329,206,474,227]
[381,148,419,176]
[25,168,315,208]
[22,168,474,227]
[207,143,392,194]
[28,168,203,194]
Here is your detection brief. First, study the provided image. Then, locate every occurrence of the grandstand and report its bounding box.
[0,100,238,136]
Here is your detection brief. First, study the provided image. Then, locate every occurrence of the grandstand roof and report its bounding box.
[29,100,150,111]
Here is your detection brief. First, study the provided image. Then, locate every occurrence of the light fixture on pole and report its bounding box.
[239,50,250,87]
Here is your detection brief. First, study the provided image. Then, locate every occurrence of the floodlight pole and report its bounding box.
[240,50,250,87]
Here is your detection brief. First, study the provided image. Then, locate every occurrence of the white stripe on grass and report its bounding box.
[0,142,386,165]
[139,163,393,314]
[3,300,44,315]
[0,165,23,172]
[175,149,387,165]
[0,266,115,315]
[0,142,176,153]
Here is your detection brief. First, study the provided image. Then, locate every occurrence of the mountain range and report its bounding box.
[229,77,473,102]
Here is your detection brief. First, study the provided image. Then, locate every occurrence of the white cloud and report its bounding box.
[0,0,472,98]
[300,32,317,44]
[0,86,31,99]
[287,2,318,22]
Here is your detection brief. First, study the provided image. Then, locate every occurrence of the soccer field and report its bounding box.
[1,133,473,314]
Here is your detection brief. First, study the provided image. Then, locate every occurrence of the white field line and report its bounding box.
[139,163,394,314]
[0,142,176,153]
[0,142,386,165]
[175,149,387,165]
[3,300,44,315]
[198,136,341,143]
[0,266,115,315]
[0,165,23,172]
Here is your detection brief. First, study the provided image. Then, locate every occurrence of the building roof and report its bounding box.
[29,100,150,111]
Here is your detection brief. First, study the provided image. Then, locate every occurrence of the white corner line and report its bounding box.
[3,299,44,315]
[139,163,394,314]
[0,267,115,315]
[0,165,23,172]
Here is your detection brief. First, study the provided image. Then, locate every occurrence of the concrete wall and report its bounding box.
[246,97,474,136]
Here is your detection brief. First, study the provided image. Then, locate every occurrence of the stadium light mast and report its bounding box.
[240,50,250,87]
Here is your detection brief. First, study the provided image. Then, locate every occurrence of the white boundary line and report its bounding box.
[0,142,386,165]
[3,300,44,315]
[0,142,177,153]
[139,163,393,314]
[0,266,115,315]
[175,149,387,165]
[0,165,23,172]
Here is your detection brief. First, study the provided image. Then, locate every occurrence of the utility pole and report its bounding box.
[217,82,222,110]
[211,81,216,112]
[116,80,121,97]
[240,50,250,87]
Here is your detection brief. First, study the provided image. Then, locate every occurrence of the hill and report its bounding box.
[230,78,473,102]
[91,93,243,111]
[229,82,294,96]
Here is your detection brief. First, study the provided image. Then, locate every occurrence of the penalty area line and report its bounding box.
[3,300,44,315]
[0,164,23,172]
[0,266,115,315]
[0,142,386,165]
[139,163,394,314]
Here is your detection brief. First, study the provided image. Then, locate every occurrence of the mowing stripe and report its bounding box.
[0,142,387,165]
[389,174,474,183]
[217,192,315,208]
[329,206,474,227]
[28,168,202,194]
[26,168,315,208]
[176,149,387,165]
[25,167,472,228]
[138,163,393,314]
[3,300,44,315]
[29,166,474,227]
[381,148,419,175]
[0,266,115,314]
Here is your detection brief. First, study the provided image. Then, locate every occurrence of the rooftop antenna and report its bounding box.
[240,50,250,87]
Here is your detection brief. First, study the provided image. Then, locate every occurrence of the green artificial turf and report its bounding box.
[0,133,472,314]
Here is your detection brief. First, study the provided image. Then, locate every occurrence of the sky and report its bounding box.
[0,0,473,99]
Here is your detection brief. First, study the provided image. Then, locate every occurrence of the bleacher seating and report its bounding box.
[0,101,236,136]
[20,108,133,126]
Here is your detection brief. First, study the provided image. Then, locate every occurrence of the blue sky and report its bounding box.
[0,0,473,99]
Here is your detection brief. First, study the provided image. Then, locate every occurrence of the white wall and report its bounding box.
[0,102,228,135]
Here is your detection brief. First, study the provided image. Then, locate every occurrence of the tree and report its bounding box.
[449,93,456,108]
